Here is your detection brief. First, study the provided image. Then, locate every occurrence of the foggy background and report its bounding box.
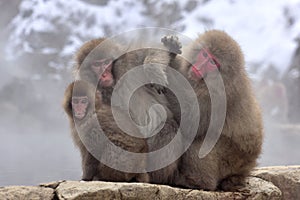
[1,0,300,186]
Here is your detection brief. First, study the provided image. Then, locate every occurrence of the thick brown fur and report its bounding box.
[72,37,183,185]
[62,80,149,182]
[74,38,121,96]
[165,30,263,191]
[74,38,174,104]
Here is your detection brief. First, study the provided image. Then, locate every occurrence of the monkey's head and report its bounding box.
[187,30,245,83]
[74,38,121,88]
[63,80,101,121]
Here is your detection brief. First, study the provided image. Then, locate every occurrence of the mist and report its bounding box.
[0,0,300,186]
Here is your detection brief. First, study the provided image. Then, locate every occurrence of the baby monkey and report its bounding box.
[63,80,149,182]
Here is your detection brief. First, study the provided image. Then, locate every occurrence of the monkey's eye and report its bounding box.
[81,99,88,104]
[104,60,111,65]
[209,59,216,65]
[92,61,102,67]
[92,59,112,67]
[202,51,208,57]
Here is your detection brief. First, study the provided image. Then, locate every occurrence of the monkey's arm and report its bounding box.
[72,126,99,181]
[143,36,182,94]
[77,127,99,181]
[143,51,169,94]
[76,114,102,181]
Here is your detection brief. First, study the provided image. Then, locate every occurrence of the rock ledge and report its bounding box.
[2,166,300,200]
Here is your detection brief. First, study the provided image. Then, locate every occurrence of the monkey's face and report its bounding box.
[90,58,115,88]
[71,96,89,120]
[188,48,220,81]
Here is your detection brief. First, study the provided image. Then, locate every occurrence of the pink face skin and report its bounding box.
[91,58,114,87]
[72,96,89,120]
[189,48,220,81]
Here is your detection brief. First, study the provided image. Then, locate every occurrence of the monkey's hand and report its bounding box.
[161,35,182,54]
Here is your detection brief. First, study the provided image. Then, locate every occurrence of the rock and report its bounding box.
[252,165,300,199]
[0,167,289,200]
[39,180,66,189]
[0,186,54,200]
[244,177,281,200]
[55,177,281,200]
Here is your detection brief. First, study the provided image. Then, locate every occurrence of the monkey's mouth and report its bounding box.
[74,112,86,120]
[192,66,202,76]
[191,66,205,80]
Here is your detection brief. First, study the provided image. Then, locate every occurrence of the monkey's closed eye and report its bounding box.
[92,61,102,67]
[203,51,208,57]
[104,60,112,65]
[209,59,216,65]
[93,59,113,67]
[81,99,88,104]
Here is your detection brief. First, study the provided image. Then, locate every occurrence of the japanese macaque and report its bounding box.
[74,37,180,104]
[63,80,149,182]
[162,30,263,191]
[72,37,183,185]
[74,38,118,92]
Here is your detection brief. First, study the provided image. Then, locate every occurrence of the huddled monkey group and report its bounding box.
[62,30,263,191]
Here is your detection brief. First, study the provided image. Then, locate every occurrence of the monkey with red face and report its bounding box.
[73,38,119,95]
[71,96,89,120]
[72,37,183,185]
[162,30,263,191]
[189,48,221,80]
[90,58,114,87]
[63,80,149,182]
[73,38,178,103]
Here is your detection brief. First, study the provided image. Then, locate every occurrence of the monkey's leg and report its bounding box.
[147,121,180,184]
[149,162,179,185]
[81,151,99,181]
[174,167,219,191]
[174,145,220,191]
[136,173,150,183]
[219,174,250,192]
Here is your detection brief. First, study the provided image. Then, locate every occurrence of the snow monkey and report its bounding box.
[68,36,183,184]
[161,30,263,191]
[63,80,149,182]
[73,37,181,104]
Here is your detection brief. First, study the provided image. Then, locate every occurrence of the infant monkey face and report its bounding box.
[91,58,114,87]
[72,96,89,120]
